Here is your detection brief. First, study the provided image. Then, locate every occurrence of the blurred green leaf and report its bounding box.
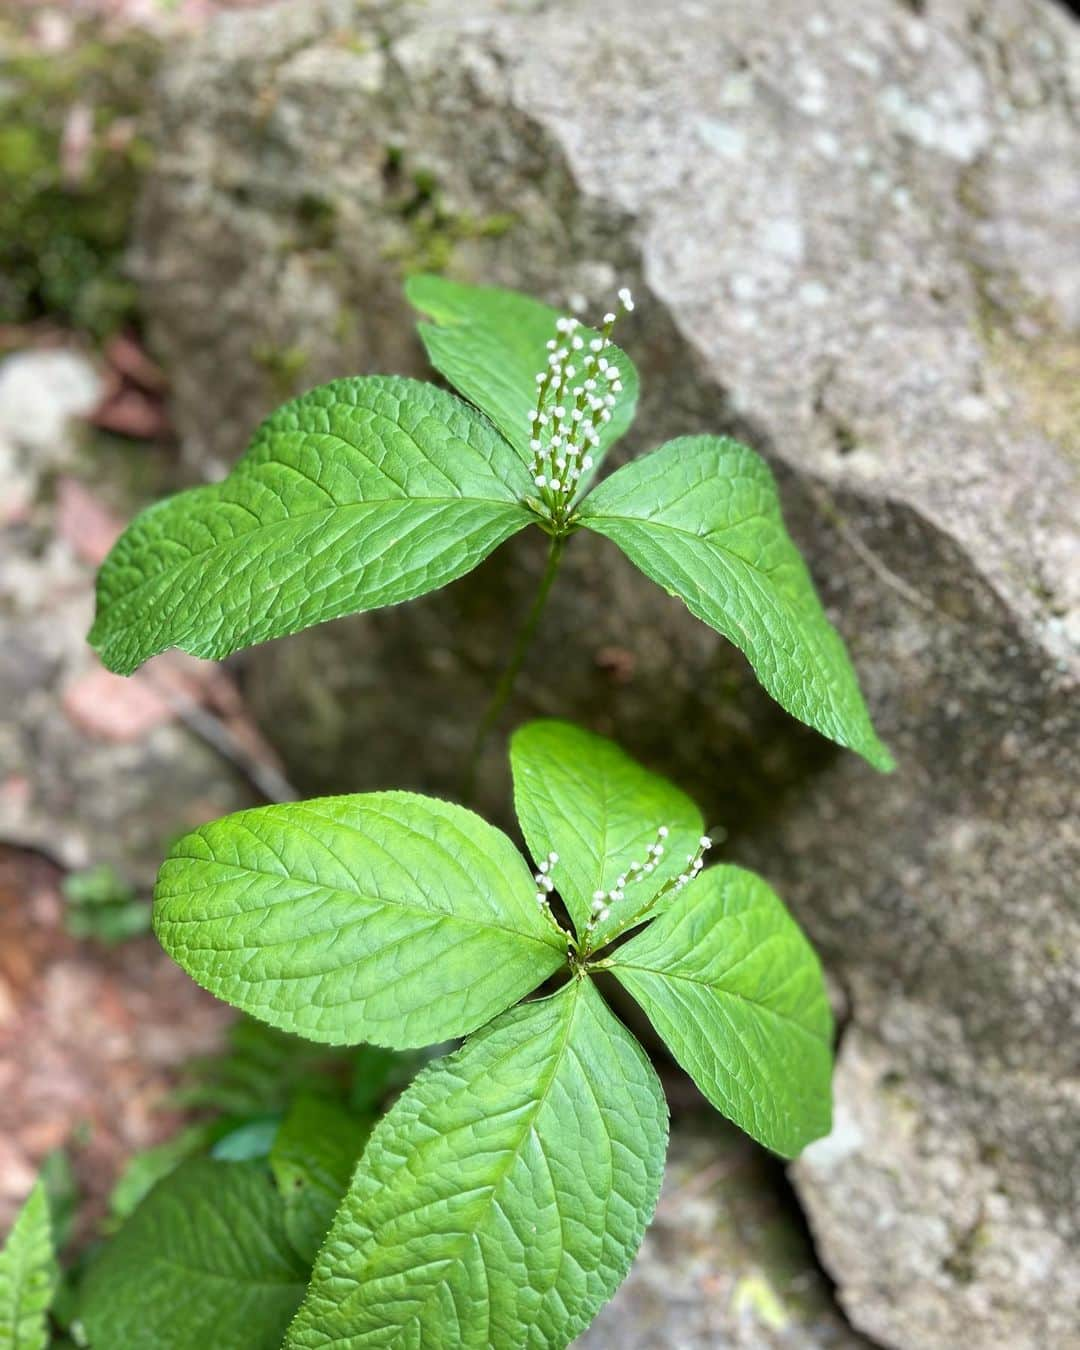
[270,1096,371,1264]
[0,1179,59,1350]
[62,865,150,945]
[210,1117,282,1163]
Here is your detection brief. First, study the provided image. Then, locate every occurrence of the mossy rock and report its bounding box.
[0,17,159,337]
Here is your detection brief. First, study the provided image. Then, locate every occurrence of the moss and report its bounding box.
[333,306,358,343]
[986,322,1080,465]
[943,1218,990,1285]
[73,428,176,510]
[294,192,339,251]
[0,18,160,337]
[966,256,1080,468]
[379,149,517,273]
[252,342,311,397]
[336,32,374,56]
[384,207,517,274]
[731,1272,790,1331]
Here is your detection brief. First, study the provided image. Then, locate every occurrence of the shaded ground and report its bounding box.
[0,845,230,1240]
[0,0,283,1241]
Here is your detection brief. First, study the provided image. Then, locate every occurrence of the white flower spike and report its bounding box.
[583,823,714,938]
[525,286,635,524]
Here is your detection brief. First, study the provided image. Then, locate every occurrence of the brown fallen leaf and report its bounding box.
[62,651,296,799]
[595,644,637,683]
[88,384,170,440]
[0,845,231,1241]
[103,333,167,395]
[55,476,124,566]
[62,665,175,742]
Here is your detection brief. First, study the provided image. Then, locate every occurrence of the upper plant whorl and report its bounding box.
[527,287,634,526]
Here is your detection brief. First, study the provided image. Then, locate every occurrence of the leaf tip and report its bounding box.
[403,272,449,320]
[85,623,142,678]
[864,736,897,774]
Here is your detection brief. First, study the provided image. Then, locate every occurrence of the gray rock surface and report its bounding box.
[0,348,260,885]
[132,1,1080,1346]
[579,1117,865,1350]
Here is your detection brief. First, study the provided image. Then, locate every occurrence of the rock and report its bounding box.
[0,349,102,455]
[0,349,104,525]
[131,1,1080,1346]
[579,1117,867,1350]
[0,343,262,885]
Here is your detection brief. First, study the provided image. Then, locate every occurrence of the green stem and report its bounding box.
[462,534,566,801]
[582,891,663,957]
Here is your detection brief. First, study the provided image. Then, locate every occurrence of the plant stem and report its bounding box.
[463,533,565,801]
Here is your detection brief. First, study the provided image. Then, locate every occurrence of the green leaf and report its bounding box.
[510,719,704,946]
[154,792,567,1048]
[211,1116,282,1162]
[175,1017,354,1117]
[90,376,533,675]
[79,1159,307,1350]
[270,1096,371,1264]
[38,1149,77,1253]
[602,864,833,1157]
[348,1044,430,1115]
[107,1122,219,1226]
[579,436,894,770]
[0,1179,59,1350]
[287,979,667,1349]
[406,274,639,489]
[61,864,149,945]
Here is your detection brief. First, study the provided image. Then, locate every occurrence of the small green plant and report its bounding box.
[61,865,150,945]
[88,276,892,776]
[0,1019,422,1348]
[65,722,830,1348]
[0,1180,58,1349]
[30,277,892,1347]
